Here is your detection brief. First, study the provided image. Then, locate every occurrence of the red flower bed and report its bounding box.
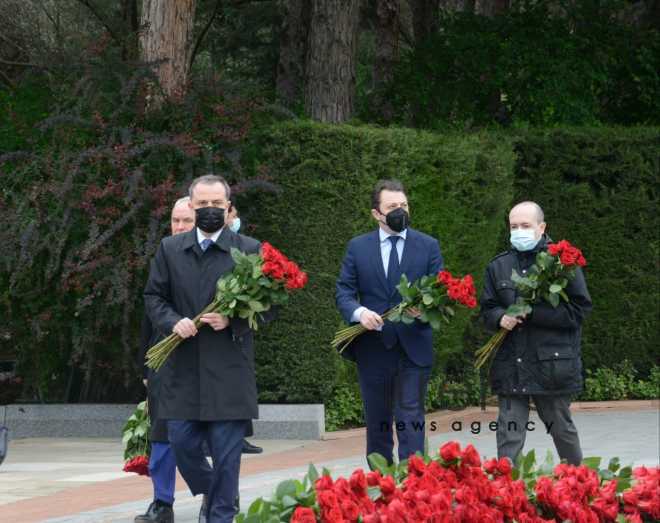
[242,441,660,523]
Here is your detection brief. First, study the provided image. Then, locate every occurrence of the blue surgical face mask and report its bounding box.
[229,217,241,234]
[510,228,539,251]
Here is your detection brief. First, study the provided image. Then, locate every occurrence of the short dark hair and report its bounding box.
[371,179,406,210]
[189,174,231,200]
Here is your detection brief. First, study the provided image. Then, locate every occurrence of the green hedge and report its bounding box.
[237,122,515,408]
[512,128,660,373]
[2,102,658,417]
[237,123,659,428]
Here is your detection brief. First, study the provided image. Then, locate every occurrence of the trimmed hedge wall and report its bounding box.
[237,122,516,406]
[512,128,660,373]
[236,123,659,422]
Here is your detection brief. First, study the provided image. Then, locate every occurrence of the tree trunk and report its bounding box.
[373,0,400,121]
[139,0,197,107]
[276,0,311,107]
[411,0,440,45]
[304,0,361,123]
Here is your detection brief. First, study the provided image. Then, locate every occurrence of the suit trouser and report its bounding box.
[148,442,176,505]
[356,345,431,465]
[168,419,246,523]
[497,395,583,465]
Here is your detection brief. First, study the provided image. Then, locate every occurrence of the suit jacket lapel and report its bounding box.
[370,230,389,293]
[215,227,233,253]
[181,229,204,258]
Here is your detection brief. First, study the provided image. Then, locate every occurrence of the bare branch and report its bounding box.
[75,0,122,43]
[0,57,48,69]
[190,0,224,69]
[0,68,16,90]
[36,2,58,28]
[0,32,30,55]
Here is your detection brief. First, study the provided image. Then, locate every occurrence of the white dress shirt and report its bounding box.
[196,227,223,248]
[351,228,407,326]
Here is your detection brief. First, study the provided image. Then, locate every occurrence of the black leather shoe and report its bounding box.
[198,494,208,523]
[242,439,263,454]
[135,500,174,523]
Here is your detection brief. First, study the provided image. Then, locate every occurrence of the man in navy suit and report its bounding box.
[336,180,443,465]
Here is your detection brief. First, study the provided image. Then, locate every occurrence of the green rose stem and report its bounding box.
[473,328,508,370]
[331,304,410,354]
[145,299,221,371]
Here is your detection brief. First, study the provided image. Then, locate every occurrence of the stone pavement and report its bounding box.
[0,401,657,523]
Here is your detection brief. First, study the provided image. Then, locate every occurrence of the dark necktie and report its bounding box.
[201,238,213,251]
[387,236,401,292]
[383,236,401,349]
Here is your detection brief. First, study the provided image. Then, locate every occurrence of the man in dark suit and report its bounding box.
[144,175,273,523]
[336,180,443,465]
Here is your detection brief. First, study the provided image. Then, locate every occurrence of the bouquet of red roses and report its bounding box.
[474,240,587,369]
[121,400,150,476]
[332,270,477,353]
[146,242,307,370]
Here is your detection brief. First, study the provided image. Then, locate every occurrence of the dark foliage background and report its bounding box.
[0,51,278,402]
[380,2,660,128]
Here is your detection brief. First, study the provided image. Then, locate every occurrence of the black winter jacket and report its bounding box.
[480,236,592,396]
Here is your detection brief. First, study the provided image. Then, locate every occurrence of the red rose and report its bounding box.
[316,475,334,491]
[379,475,396,496]
[408,455,426,476]
[547,243,561,256]
[123,454,150,476]
[366,470,382,487]
[286,270,309,290]
[461,444,481,467]
[465,296,477,309]
[262,261,286,280]
[349,469,367,492]
[496,457,512,476]
[483,458,498,474]
[291,506,317,523]
[447,284,462,301]
[439,441,461,462]
[362,514,380,523]
[437,270,453,285]
[323,506,345,523]
[560,248,578,266]
[340,499,360,521]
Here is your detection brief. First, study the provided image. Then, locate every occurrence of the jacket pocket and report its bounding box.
[536,344,578,391]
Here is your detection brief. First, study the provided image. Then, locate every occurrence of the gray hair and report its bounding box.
[188,174,231,200]
[172,196,190,209]
[510,201,545,223]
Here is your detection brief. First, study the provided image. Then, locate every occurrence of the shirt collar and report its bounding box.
[379,227,407,243]
[196,227,223,246]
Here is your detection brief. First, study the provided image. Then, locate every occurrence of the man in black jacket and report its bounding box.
[135,196,195,523]
[480,201,592,466]
[144,175,274,523]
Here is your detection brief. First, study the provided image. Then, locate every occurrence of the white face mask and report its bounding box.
[510,228,540,251]
[229,217,241,234]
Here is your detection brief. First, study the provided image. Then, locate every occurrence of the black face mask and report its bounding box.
[383,207,410,233]
[195,207,225,233]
